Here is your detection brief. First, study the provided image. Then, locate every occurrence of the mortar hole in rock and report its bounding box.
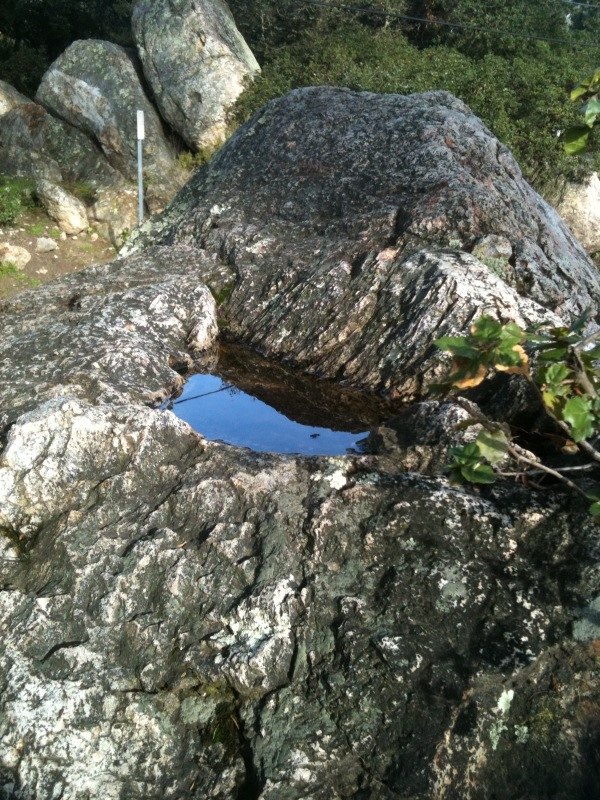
[164,343,401,456]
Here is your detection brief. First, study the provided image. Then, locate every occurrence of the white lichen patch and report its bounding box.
[326,469,348,491]
[0,655,196,800]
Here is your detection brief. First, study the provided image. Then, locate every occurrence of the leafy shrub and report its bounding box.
[233,21,600,194]
[0,180,23,225]
[64,182,97,206]
[0,177,38,226]
[0,38,47,97]
[436,315,600,515]
[177,144,221,173]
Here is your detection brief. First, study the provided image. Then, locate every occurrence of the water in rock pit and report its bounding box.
[164,343,401,456]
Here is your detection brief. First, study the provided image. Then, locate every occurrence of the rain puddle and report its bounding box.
[164,343,400,456]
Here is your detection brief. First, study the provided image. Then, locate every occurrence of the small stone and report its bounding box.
[90,232,99,242]
[60,231,67,241]
[36,268,48,274]
[72,235,78,240]
[35,179,88,234]
[35,237,58,253]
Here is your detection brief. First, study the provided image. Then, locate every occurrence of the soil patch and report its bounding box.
[0,208,116,298]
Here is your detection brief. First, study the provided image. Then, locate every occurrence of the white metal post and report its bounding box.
[136,110,145,225]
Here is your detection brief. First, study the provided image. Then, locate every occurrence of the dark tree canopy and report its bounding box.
[1,0,600,192]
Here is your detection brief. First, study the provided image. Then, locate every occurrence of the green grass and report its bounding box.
[0,260,40,290]
[28,222,47,236]
[64,181,96,206]
[0,176,39,226]
[0,260,25,278]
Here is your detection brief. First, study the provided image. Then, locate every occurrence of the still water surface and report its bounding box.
[168,372,370,456]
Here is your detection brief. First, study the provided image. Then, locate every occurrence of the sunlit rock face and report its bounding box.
[126,87,600,398]
[556,171,600,255]
[132,0,260,152]
[1,89,600,799]
[0,79,30,117]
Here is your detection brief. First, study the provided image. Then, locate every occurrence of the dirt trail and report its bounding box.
[0,209,117,298]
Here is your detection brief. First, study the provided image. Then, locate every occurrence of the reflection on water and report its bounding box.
[167,373,370,455]
[164,344,402,456]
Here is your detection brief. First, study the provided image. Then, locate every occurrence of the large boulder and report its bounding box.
[0,79,29,117]
[126,87,600,397]
[2,90,600,799]
[0,101,119,186]
[36,40,185,209]
[0,245,599,799]
[556,171,600,255]
[132,0,260,152]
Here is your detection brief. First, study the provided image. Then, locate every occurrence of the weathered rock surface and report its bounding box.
[0,79,29,117]
[127,87,595,398]
[0,246,221,427]
[36,180,89,234]
[89,185,139,248]
[132,0,260,151]
[36,40,185,209]
[0,101,119,186]
[35,236,58,253]
[556,171,600,254]
[2,89,600,799]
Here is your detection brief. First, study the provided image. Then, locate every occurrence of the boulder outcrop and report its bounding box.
[0,243,31,269]
[2,90,600,799]
[132,0,260,152]
[556,171,600,255]
[0,101,119,186]
[36,180,89,234]
[127,87,600,397]
[0,79,29,117]
[35,40,185,209]
[88,185,139,248]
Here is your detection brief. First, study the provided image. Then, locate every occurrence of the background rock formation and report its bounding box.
[0,79,29,116]
[557,171,600,255]
[132,0,260,151]
[127,87,600,397]
[0,101,119,186]
[35,40,185,209]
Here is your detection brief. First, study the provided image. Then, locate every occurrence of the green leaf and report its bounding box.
[461,461,496,485]
[475,429,509,465]
[538,346,569,363]
[584,99,600,127]
[571,84,591,102]
[563,126,591,155]
[562,396,595,442]
[434,336,480,359]
[498,322,525,347]
[448,443,478,464]
[543,362,572,391]
[470,316,503,343]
